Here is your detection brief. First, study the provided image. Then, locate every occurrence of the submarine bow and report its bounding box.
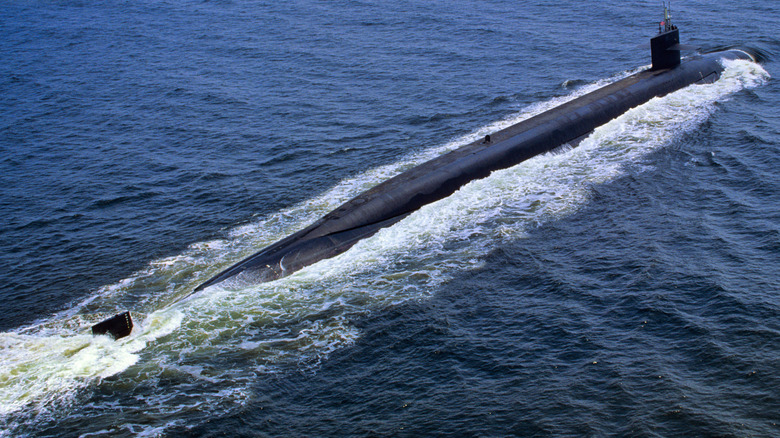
[194,48,752,292]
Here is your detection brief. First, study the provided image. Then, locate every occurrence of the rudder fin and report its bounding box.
[91,311,133,339]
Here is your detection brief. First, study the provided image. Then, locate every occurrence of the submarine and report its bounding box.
[92,7,754,339]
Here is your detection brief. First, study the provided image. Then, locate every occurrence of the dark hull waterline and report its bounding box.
[194,49,753,292]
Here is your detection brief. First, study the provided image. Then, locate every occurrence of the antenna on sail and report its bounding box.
[660,2,675,33]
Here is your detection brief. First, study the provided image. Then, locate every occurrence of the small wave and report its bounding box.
[561,78,587,89]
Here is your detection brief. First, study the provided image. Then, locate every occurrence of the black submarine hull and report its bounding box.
[195,49,751,292]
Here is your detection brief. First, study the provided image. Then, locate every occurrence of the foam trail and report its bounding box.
[0,59,768,436]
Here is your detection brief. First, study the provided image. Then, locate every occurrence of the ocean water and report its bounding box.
[1,0,778,436]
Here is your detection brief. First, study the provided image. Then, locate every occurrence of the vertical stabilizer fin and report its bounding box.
[91,311,133,339]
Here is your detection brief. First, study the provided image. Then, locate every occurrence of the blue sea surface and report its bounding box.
[1,1,778,436]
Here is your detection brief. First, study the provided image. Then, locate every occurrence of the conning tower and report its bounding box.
[651,3,680,70]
